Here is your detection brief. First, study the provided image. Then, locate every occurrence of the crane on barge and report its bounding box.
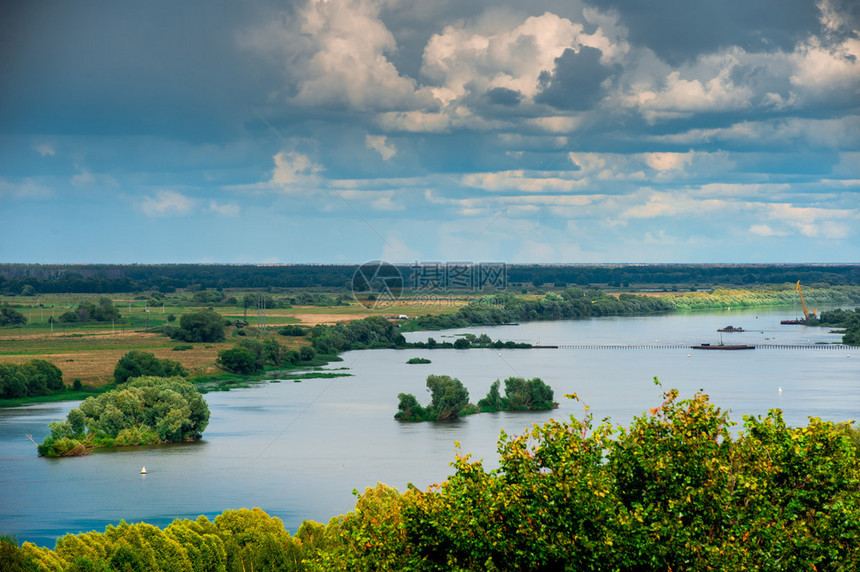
[781,281,817,324]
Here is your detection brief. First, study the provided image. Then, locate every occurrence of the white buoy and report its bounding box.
[141,466,147,475]
[778,387,782,394]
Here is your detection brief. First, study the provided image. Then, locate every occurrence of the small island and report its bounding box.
[406,357,432,364]
[37,376,210,457]
[395,374,557,422]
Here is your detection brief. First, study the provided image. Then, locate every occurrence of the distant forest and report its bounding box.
[0,263,858,294]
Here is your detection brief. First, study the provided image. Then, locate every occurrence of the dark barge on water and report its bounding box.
[691,343,755,350]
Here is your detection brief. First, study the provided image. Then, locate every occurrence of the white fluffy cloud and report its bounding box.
[365,134,397,160]
[645,152,693,172]
[242,0,424,111]
[0,177,54,199]
[624,51,754,122]
[137,190,195,217]
[622,0,860,123]
[209,201,241,216]
[71,167,118,190]
[790,35,860,97]
[462,170,591,193]
[421,12,583,104]
[33,144,55,157]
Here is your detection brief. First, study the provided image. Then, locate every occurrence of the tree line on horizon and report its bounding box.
[1,263,858,295]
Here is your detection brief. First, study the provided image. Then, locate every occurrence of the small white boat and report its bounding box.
[140,466,147,475]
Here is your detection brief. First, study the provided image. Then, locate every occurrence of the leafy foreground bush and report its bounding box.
[37,376,209,457]
[11,385,860,570]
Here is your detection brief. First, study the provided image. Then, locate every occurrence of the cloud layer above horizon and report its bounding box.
[1,0,858,263]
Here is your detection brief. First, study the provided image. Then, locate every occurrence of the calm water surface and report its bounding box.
[1,307,858,547]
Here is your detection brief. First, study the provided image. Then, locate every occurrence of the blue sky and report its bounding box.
[1,0,858,264]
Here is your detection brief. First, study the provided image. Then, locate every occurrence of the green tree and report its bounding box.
[501,376,555,410]
[171,309,226,343]
[0,535,37,572]
[477,380,502,411]
[299,346,316,361]
[21,359,64,395]
[192,290,225,304]
[237,339,267,370]
[217,346,261,374]
[426,374,470,421]
[0,364,28,399]
[92,297,121,321]
[844,323,860,345]
[113,350,187,384]
[278,325,305,336]
[394,393,426,421]
[0,304,26,326]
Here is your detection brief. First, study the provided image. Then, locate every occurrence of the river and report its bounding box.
[1,306,857,547]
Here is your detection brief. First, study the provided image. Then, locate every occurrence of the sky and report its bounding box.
[1,0,858,265]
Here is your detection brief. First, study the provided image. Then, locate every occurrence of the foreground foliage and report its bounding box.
[37,376,209,457]
[8,386,860,570]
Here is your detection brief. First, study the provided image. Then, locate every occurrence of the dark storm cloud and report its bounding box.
[602,0,821,64]
[486,87,524,106]
[534,46,612,110]
[0,1,277,141]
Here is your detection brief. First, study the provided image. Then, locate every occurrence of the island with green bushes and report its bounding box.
[395,374,557,422]
[37,376,210,457]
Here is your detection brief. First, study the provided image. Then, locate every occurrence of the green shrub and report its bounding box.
[37,376,209,456]
[0,359,65,398]
[217,346,261,374]
[0,304,26,326]
[114,350,187,384]
[170,309,225,343]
